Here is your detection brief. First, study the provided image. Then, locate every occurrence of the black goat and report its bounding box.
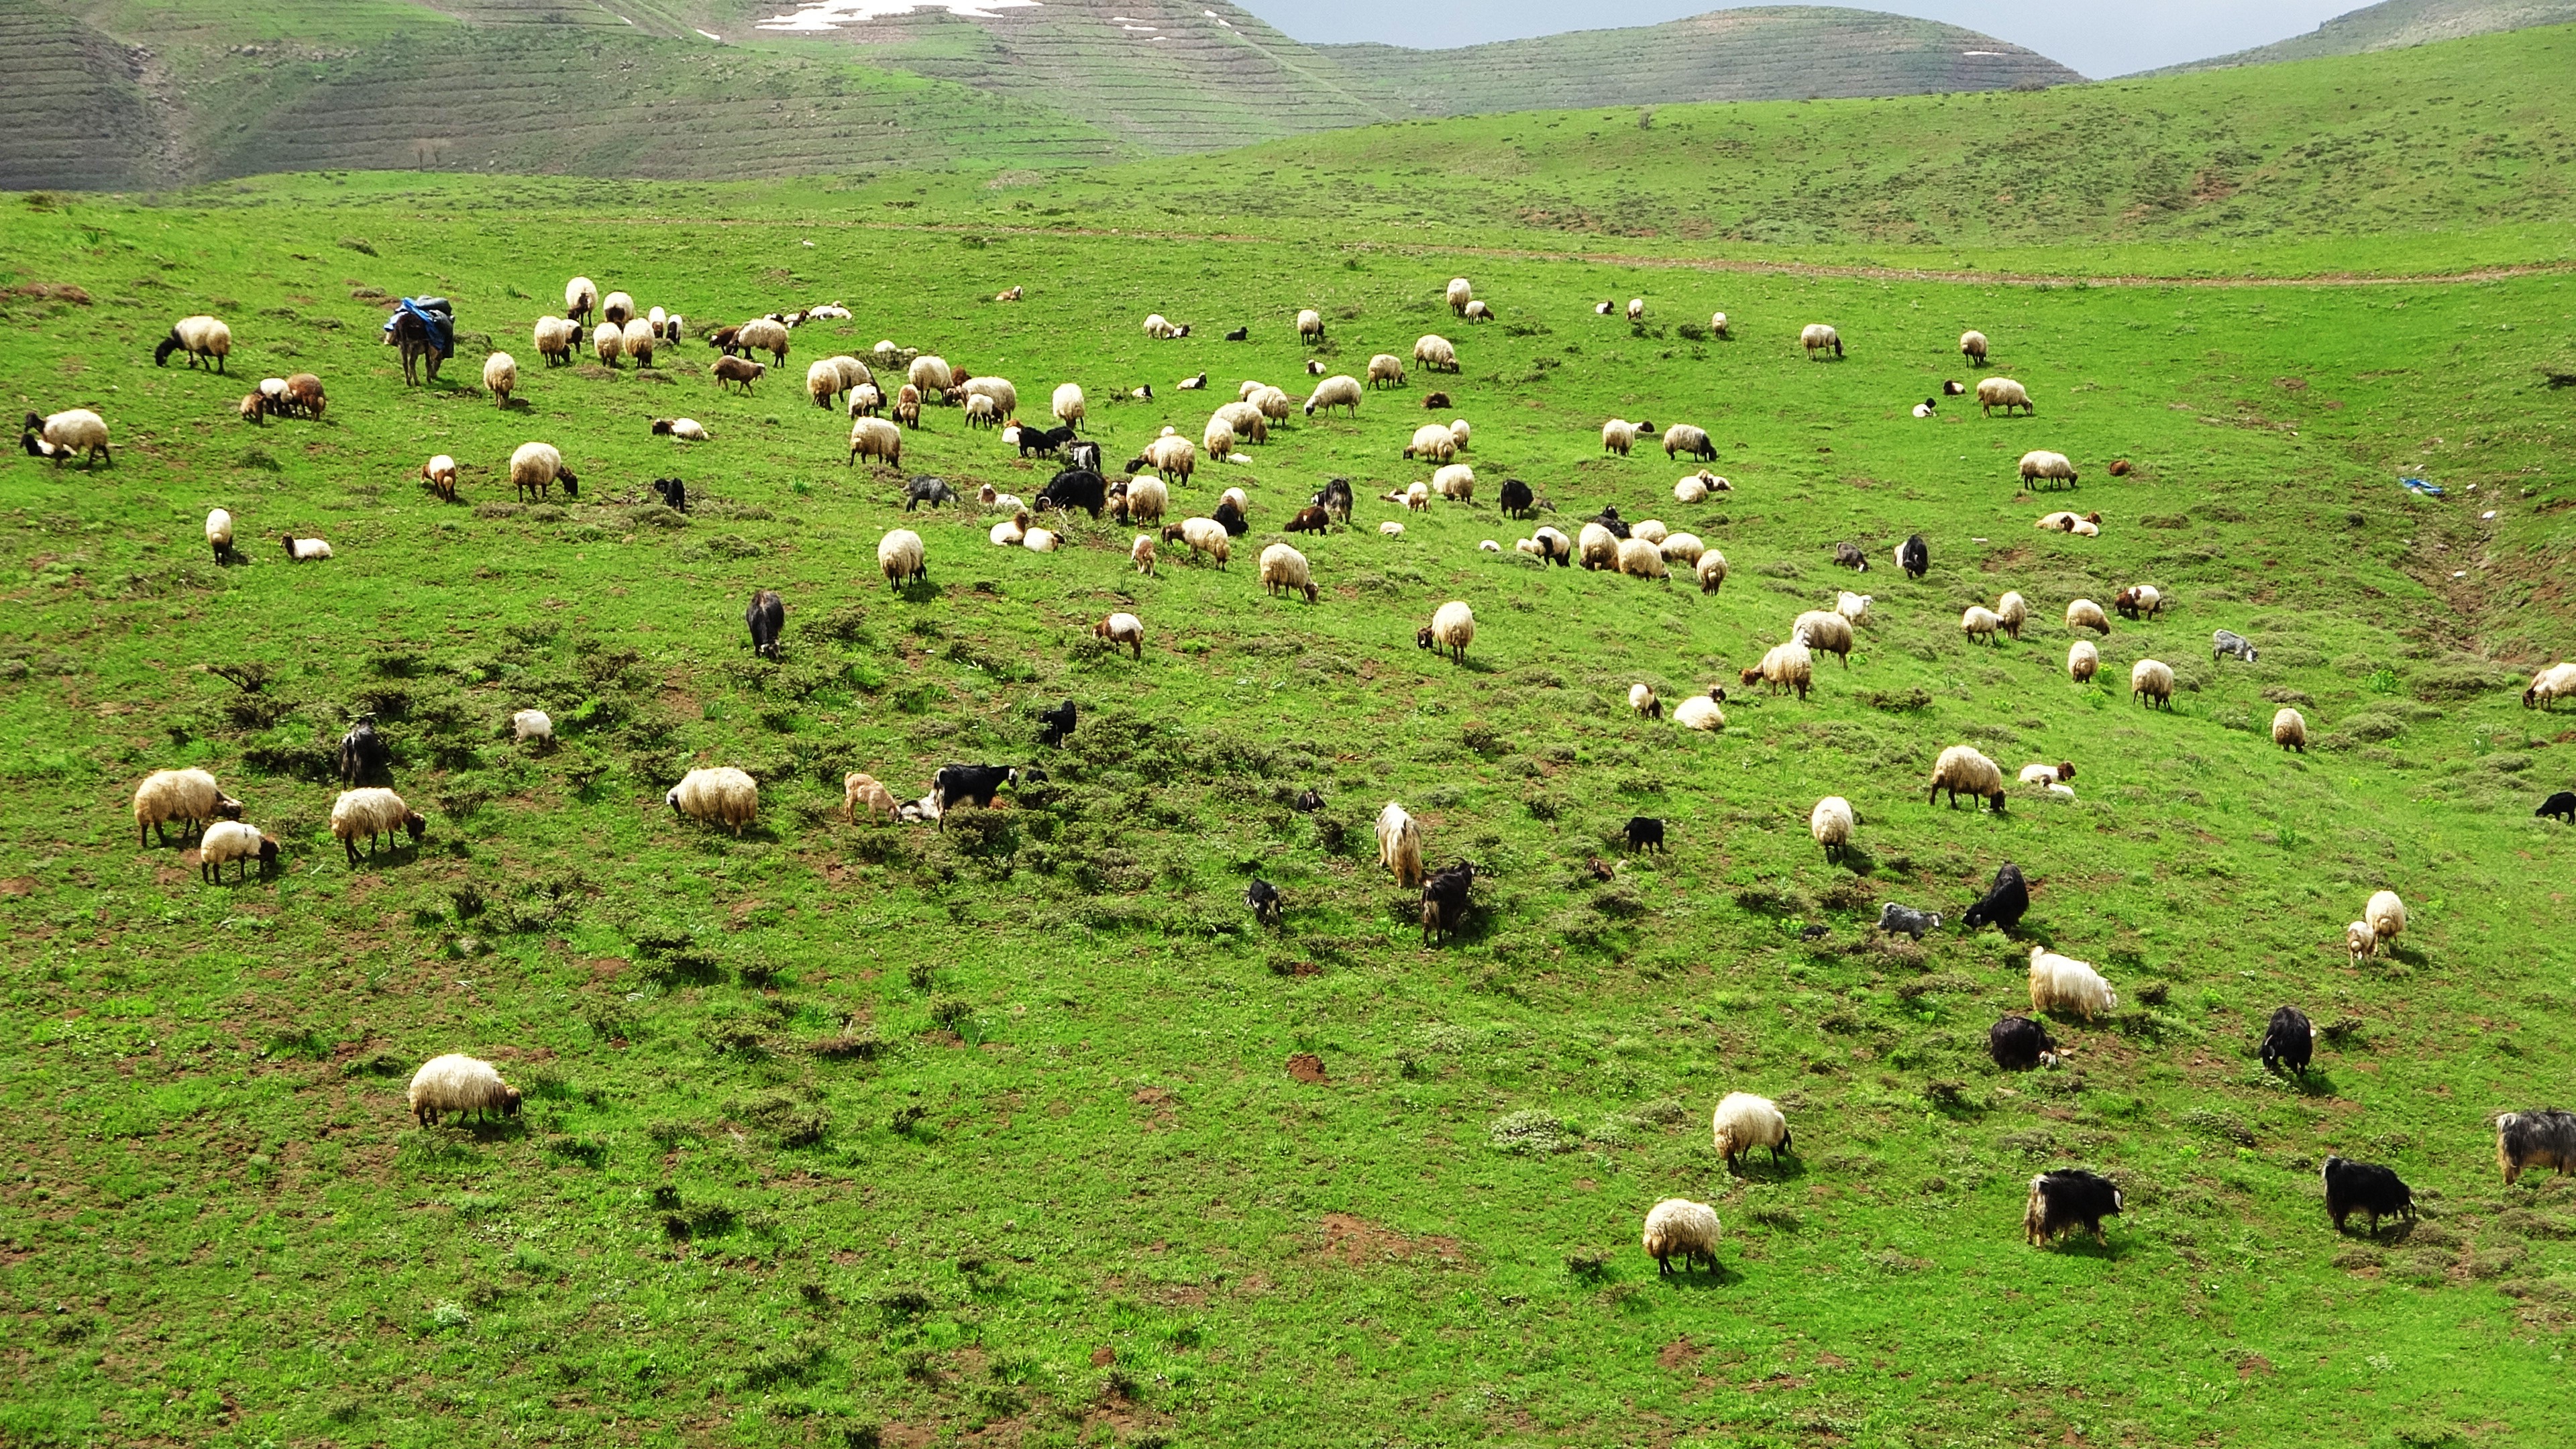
[1420,861,1476,945]
[929,764,1018,827]
[651,476,688,513]
[1963,862,2029,934]
[1499,478,1535,519]
[2323,1157,2416,1233]
[1291,788,1326,812]
[1625,816,1664,853]
[1988,1016,2059,1070]
[1018,425,1077,460]
[745,588,785,659]
[337,716,389,786]
[1245,877,1283,926]
[1896,533,1929,579]
[1036,699,1076,749]
[2259,1005,2316,1077]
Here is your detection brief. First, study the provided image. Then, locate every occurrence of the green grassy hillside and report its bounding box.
[1,162,2574,1446]
[2150,0,2576,74]
[1314,5,2077,117]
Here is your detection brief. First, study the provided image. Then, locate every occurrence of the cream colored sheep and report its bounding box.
[1629,684,1660,719]
[1995,591,2029,639]
[1659,532,1705,566]
[1173,517,1231,568]
[1573,522,1615,570]
[1674,690,1726,731]
[1801,323,1842,359]
[667,767,759,835]
[735,317,790,364]
[1629,519,1668,545]
[1741,640,1813,700]
[1696,549,1728,595]
[2272,707,2307,752]
[1674,470,1727,503]
[1979,378,2033,417]
[1405,423,1456,464]
[1445,277,1473,314]
[1616,537,1669,581]
[406,1054,521,1127]
[1130,535,1157,577]
[1260,543,1318,602]
[2028,947,2115,1020]
[196,820,277,882]
[1811,796,1855,860]
[206,507,235,563]
[1202,416,1238,460]
[1419,600,1473,661]
[650,418,708,442]
[878,529,926,588]
[1448,418,1470,451]
[1836,591,1870,625]
[1601,419,1644,456]
[1022,525,1060,553]
[508,441,574,501]
[907,354,951,396]
[512,710,553,745]
[1304,374,1362,419]
[1626,297,1646,323]
[564,276,598,323]
[2065,599,2112,637]
[1929,745,2007,810]
[2524,662,2576,710]
[481,352,517,407]
[1960,330,1989,366]
[22,409,109,466]
[1709,311,1730,339]
[1662,423,1715,462]
[1432,464,1474,502]
[1413,335,1458,373]
[2131,659,2175,708]
[1403,482,1430,512]
[1123,478,1170,525]
[621,317,656,369]
[1642,1198,1721,1276]
[2020,450,2077,488]
[1052,382,1085,427]
[1712,1093,1791,1171]
[2019,762,2074,787]
[330,787,425,865]
[1366,353,1406,389]
[1097,612,1146,657]
[1297,308,1325,341]
[2347,921,2376,965]
[989,510,1028,547]
[1963,606,2004,644]
[2068,640,2100,683]
[2366,890,2406,946]
[132,768,241,847]
[1376,802,1424,888]
[959,374,1013,416]
[1794,610,1853,665]
[848,417,903,468]
[591,321,623,367]
[601,290,635,325]
[419,455,457,500]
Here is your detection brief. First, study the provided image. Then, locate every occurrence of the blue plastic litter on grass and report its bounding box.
[2400,476,2444,497]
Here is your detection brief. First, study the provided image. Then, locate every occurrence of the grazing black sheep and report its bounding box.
[1018,424,1077,460]
[651,476,688,513]
[1896,533,1929,579]
[2259,1005,2316,1077]
[337,716,389,786]
[1988,1015,2059,1070]
[1245,877,1283,926]
[1311,478,1354,523]
[1034,468,1107,519]
[1420,861,1476,945]
[929,764,1018,826]
[1876,902,1942,941]
[1291,788,1326,812]
[1963,862,2029,934]
[1036,699,1076,749]
[1499,478,1535,519]
[745,589,786,659]
[2024,1169,2122,1246]
[2498,1109,2576,1185]
[2323,1157,2416,1233]
[1625,816,1664,853]
[2538,791,2575,823]
[1213,496,1248,537]
[902,476,957,512]
[1591,505,1631,541]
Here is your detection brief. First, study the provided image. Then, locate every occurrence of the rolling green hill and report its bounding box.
[2150,0,2576,74]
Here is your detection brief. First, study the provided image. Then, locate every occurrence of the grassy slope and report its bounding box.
[1,152,2574,1446]
[1314,5,2077,117]
[2149,0,2576,74]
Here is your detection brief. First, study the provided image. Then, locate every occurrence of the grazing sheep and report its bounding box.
[2273,708,2308,752]
[2260,1005,2316,1077]
[2113,585,2164,621]
[2068,640,2100,683]
[1413,335,1458,373]
[156,315,232,372]
[1122,478,1171,526]
[1600,418,1646,456]
[849,383,885,419]
[508,441,575,502]
[2536,790,2576,822]
[1304,374,1362,419]
[1811,796,1856,860]
[1989,1015,2059,1069]
[1960,329,1989,366]
[807,358,853,410]
[2028,946,2115,1019]
[621,318,657,368]
[1051,382,1086,428]
[667,767,759,835]
[133,768,244,847]
[848,417,903,468]
[1496,477,1535,519]
[281,373,326,419]
[1141,313,1190,341]
[1641,1199,1721,1277]
[1096,611,1146,658]
[471,352,517,411]
[512,710,553,746]
[878,529,926,588]
[649,417,708,443]
[1965,862,2030,933]
[1705,311,1731,339]
[1663,424,1715,462]
[1570,521,1615,571]
[1462,300,1493,323]
[197,820,278,883]
[2365,890,2406,947]
[1678,547,1721,595]
[711,356,765,394]
[1405,423,1456,464]
[1827,593,1869,629]
[2497,1110,2576,1185]
[1929,745,2007,811]
[1794,610,1853,663]
[1980,378,2034,417]
[330,787,426,866]
[2019,450,2077,488]
[843,771,900,824]
[2025,1171,2122,1246]
[205,508,237,564]
[282,534,332,561]
[960,375,1015,417]
[406,1053,522,1128]
[1366,353,1407,389]
[2212,629,2259,664]
[1626,297,1646,323]
[2523,662,2576,710]
[1376,802,1424,888]
[21,409,110,466]
[236,392,266,425]
[1126,533,1159,577]
[2130,659,2175,708]
[1994,591,2029,640]
[1629,684,1662,720]
[1297,308,1325,342]
[736,317,791,365]
[1445,277,1473,314]
[1260,543,1320,603]
[563,277,597,324]
[1711,1093,1792,1173]
[1962,606,2004,645]
[1801,323,1843,359]
[2065,598,2112,637]
[1659,532,1705,566]
[590,321,623,368]
[1167,517,1232,568]
[1740,640,1813,700]
[533,316,578,366]
[745,588,786,659]
[1616,537,1669,581]
[2345,920,2377,965]
[1417,600,1473,661]
[2324,1157,2416,1233]
[1894,535,1928,578]
[1674,689,1727,732]
[600,290,634,327]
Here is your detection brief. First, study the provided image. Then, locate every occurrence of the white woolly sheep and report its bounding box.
[1929,745,2007,811]
[1741,640,1813,700]
[1053,382,1086,427]
[1616,537,1669,581]
[807,358,852,410]
[1642,1198,1721,1276]
[736,317,791,365]
[564,276,598,323]
[1995,591,2028,639]
[133,768,242,847]
[1403,482,1430,512]
[2036,510,2100,532]
[1660,532,1705,566]
[2029,946,2116,1020]
[1674,470,1727,502]
[2115,584,2164,620]
[1172,516,1232,568]
[996,286,1024,302]
[844,771,900,824]
[1794,610,1854,664]
[1836,591,1870,625]
[206,508,235,564]
[1376,801,1424,888]
[406,1053,521,1127]
[330,787,425,865]
[1463,300,1493,323]
[1297,308,1325,341]
[1709,311,1731,339]
[1405,423,1455,463]
[1023,525,1060,553]
[1097,611,1146,657]
[2130,659,2176,708]
[532,316,578,366]
[1801,323,1843,359]
[849,417,903,468]
[1419,600,1473,661]
[667,767,759,835]
[282,535,332,561]
[2524,663,2576,710]
[1366,353,1407,389]
[2366,890,2406,945]
[1695,549,1728,595]
[156,315,232,372]
[2347,921,2376,965]
[481,352,517,407]
[1674,689,1726,731]
[903,355,950,398]
[2019,762,2076,788]
[1260,543,1319,603]
[1960,329,1989,366]
[1811,796,1855,860]
[1663,424,1715,462]
[2065,598,2112,637]
[21,409,109,466]
[1712,1092,1792,1172]
[1963,606,2004,644]
[1629,683,1660,719]
[600,290,635,326]
[1413,335,1458,373]
[512,709,553,745]
[591,321,623,367]
[621,317,657,369]
[1256,386,1296,424]
[1432,464,1474,502]
[1304,374,1362,418]
[420,454,460,500]
[1979,378,2033,417]
[197,820,278,882]
[1142,313,1187,340]
[1601,419,1645,456]
[1445,278,1473,314]
[1378,521,1404,537]
[2020,450,2077,488]
[1625,297,1646,323]
[2273,707,2307,752]
[651,417,708,441]
[1124,478,1170,525]
[1629,519,1668,545]
[1130,535,1157,576]
[1202,416,1237,460]
[878,529,926,588]
[508,441,574,501]
[990,511,1027,547]
[2068,639,2100,683]
[960,375,1014,417]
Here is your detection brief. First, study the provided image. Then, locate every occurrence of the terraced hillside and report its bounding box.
[0,6,160,193]
[2150,0,2576,74]
[1313,5,2080,117]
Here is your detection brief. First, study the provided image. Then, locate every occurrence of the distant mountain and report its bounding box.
[1315,6,2081,116]
[2144,0,2576,73]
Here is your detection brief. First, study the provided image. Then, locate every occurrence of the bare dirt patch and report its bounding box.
[1318,1212,1462,1267]
[1286,1052,1328,1083]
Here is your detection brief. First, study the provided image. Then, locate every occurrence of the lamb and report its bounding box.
[1928,745,2007,811]
[21,409,110,466]
[1988,1015,2059,1069]
[649,417,708,442]
[1444,277,1473,314]
[2347,920,2376,965]
[1600,419,1646,456]
[1663,424,1715,462]
[591,321,623,368]
[893,384,922,429]
[1142,314,1188,340]
[1260,543,1320,603]
[736,317,791,365]
[155,315,232,372]
[1980,378,2034,417]
[1167,517,1232,568]
[621,318,657,369]
[1417,600,1473,661]
[2068,641,2100,683]
[1432,464,1474,502]
[1413,335,1458,373]
[849,383,885,419]
[2524,662,2576,709]
[1793,610,1853,663]
[1800,323,1843,359]
[1462,300,1493,323]
[2259,1005,2316,1077]
[745,588,786,659]
[1994,591,2029,640]
[1303,374,1362,419]
[2496,1109,2576,1185]
[1674,470,1729,502]
[237,392,266,425]
[1894,535,1928,578]
[2019,450,2076,488]
[1404,423,1455,464]
[1810,796,1855,860]
[1962,606,2004,645]
[1965,862,2030,933]
[330,787,426,866]
[206,508,237,564]
[1878,902,1942,941]
[1052,382,1086,428]
[1960,330,1989,366]
[666,767,759,835]
[1711,1092,1792,1173]
[2113,585,2164,621]
[1375,802,1424,888]
[508,441,576,501]
[2028,946,2115,1019]
[844,771,900,824]
[1366,353,1407,389]
[2130,659,2176,708]
[1629,684,1662,720]
[2065,598,2112,636]
[1739,640,1813,700]
[2036,510,2101,531]
[133,768,244,846]
[1674,689,1727,731]
[1096,611,1146,658]
[1696,549,1731,595]
[1641,1199,1721,1277]
[2025,1170,2122,1246]
[2272,707,2308,752]
[878,529,927,588]
[1625,297,1646,323]
[405,1054,522,1128]
[2324,1157,2417,1233]
[2365,890,2405,947]
[282,534,333,561]
[1297,308,1325,342]
[711,356,765,394]
[1023,524,1060,553]
[197,820,278,882]
[1836,591,1870,625]
[511,710,553,746]
[847,417,903,468]
[533,316,578,366]
[1659,532,1705,566]
[2212,629,2259,664]
[1615,537,1669,581]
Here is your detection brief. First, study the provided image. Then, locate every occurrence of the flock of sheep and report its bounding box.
[73,264,2576,1275]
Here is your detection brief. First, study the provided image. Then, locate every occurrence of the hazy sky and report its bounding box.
[1231,1,2367,78]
